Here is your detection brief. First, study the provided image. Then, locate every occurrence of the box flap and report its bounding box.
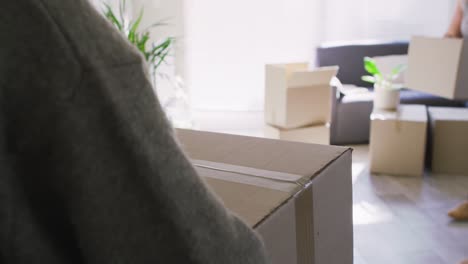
[176,129,348,180]
[202,177,291,227]
[287,66,339,88]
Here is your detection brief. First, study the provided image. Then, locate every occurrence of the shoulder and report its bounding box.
[38,0,143,68]
[1,0,141,68]
[0,0,81,68]
[0,0,84,102]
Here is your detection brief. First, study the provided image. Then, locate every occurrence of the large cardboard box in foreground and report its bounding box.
[264,124,330,145]
[406,36,468,100]
[370,105,428,177]
[265,64,339,129]
[177,129,353,264]
[428,107,468,175]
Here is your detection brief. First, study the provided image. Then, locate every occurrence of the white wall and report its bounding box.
[323,0,456,42]
[131,0,185,77]
[90,0,458,112]
[185,0,324,111]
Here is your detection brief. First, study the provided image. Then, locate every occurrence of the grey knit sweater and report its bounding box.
[0,0,268,263]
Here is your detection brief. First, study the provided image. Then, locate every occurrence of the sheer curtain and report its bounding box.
[185,0,324,111]
[89,0,457,112]
[185,0,457,112]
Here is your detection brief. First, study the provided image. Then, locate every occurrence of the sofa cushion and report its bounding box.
[340,88,465,107]
[399,90,466,107]
[316,40,409,87]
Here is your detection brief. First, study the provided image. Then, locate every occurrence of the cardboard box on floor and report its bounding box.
[406,36,468,100]
[264,123,330,145]
[265,63,339,129]
[176,129,353,264]
[428,107,468,175]
[369,105,428,177]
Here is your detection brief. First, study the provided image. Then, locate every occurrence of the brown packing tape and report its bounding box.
[195,166,299,193]
[192,159,315,264]
[193,159,306,186]
[295,187,314,264]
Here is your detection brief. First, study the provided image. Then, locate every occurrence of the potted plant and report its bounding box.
[362,57,406,110]
[103,0,173,86]
[102,1,195,128]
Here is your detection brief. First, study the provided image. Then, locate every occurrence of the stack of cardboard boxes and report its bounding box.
[407,36,468,176]
[264,63,339,145]
[369,36,468,177]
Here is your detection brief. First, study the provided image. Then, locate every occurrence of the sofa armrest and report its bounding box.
[315,40,409,87]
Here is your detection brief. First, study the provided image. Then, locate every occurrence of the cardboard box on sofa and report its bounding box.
[176,129,353,264]
[406,36,468,100]
[264,123,330,145]
[428,107,468,175]
[369,105,428,177]
[265,63,339,129]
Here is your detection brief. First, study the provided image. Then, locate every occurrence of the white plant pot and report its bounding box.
[374,84,400,110]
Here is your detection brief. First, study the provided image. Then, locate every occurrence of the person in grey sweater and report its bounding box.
[0,0,268,263]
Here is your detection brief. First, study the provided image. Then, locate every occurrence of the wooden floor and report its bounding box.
[192,111,468,264]
[352,145,468,264]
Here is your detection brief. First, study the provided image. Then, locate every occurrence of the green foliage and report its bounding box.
[361,75,376,83]
[361,57,407,89]
[103,0,173,72]
[390,64,407,80]
[363,57,381,76]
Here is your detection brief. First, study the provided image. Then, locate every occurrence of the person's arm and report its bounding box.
[1,0,269,263]
[446,0,464,38]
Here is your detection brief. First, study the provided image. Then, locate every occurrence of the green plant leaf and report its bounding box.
[391,64,407,76]
[149,38,173,59]
[128,9,144,42]
[103,4,123,32]
[143,20,170,31]
[154,49,171,69]
[363,57,381,76]
[361,75,376,83]
[102,0,174,73]
[137,33,150,59]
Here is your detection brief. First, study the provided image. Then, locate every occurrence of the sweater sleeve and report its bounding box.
[2,0,269,263]
[51,59,269,264]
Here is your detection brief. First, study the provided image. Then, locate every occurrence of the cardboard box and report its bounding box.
[428,107,468,175]
[264,123,330,145]
[176,129,353,264]
[265,63,339,129]
[369,105,428,177]
[406,36,468,100]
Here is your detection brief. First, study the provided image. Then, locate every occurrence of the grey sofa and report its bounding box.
[316,40,466,145]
